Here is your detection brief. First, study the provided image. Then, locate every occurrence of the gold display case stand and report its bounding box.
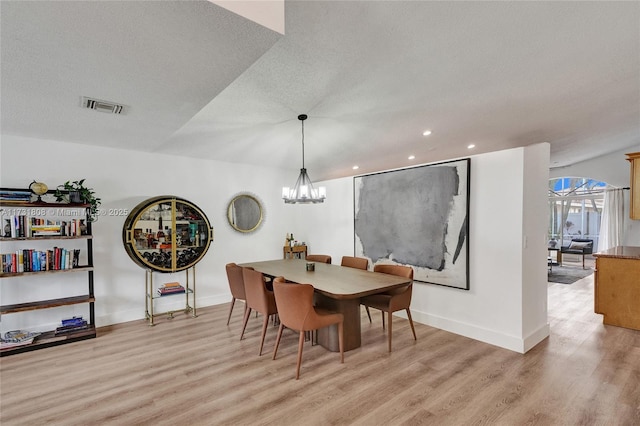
[145,266,197,326]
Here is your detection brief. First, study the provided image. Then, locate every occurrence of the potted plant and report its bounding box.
[54,179,101,221]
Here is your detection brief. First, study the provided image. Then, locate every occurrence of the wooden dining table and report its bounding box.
[238,259,413,352]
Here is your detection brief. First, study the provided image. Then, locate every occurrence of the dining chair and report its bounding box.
[341,256,368,270]
[305,254,332,264]
[360,264,416,352]
[241,267,278,356]
[225,263,249,325]
[272,276,344,379]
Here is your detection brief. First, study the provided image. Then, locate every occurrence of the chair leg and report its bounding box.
[240,307,252,340]
[338,321,344,363]
[226,297,236,325]
[388,311,393,352]
[258,314,269,356]
[381,310,385,330]
[582,255,585,269]
[296,331,305,380]
[273,323,284,360]
[365,305,372,323]
[406,309,417,341]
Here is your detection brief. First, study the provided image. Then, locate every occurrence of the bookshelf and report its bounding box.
[0,191,96,356]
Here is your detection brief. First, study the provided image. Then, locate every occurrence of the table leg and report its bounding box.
[314,294,361,352]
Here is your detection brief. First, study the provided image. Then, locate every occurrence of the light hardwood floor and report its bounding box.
[1,272,639,425]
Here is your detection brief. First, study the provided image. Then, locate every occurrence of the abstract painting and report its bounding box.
[354,158,470,290]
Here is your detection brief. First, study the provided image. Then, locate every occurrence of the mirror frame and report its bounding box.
[227,193,264,233]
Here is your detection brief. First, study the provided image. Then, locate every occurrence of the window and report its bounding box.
[548,177,608,251]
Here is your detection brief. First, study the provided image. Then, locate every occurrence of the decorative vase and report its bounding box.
[69,191,83,204]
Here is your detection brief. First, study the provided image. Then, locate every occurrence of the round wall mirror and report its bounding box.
[227,194,263,233]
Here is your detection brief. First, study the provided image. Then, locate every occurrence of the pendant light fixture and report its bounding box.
[282,114,326,204]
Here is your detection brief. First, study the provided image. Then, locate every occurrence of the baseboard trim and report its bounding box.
[404,309,549,354]
[96,295,230,327]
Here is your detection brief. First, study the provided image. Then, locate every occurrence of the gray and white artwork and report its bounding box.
[354,158,470,289]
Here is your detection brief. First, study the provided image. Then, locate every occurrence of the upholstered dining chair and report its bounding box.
[272,276,344,379]
[241,267,278,356]
[305,254,332,264]
[225,263,249,326]
[360,264,416,352]
[341,256,368,270]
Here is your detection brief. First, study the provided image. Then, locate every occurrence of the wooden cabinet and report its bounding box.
[283,245,307,259]
[594,246,640,330]
[626,152,640,220]
[0,196,96,356]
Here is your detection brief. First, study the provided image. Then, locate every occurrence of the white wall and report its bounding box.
[304,145,551,353]
[1,135,296,331]
[550,144,640,246]
[0,136,560,353]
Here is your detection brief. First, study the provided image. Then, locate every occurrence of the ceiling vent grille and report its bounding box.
[82,97,125,114]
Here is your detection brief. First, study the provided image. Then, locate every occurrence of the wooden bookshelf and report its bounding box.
[0,190,96,356]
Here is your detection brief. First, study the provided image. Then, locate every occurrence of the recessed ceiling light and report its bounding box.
[352,165,359,170]
[408,155,415,160]
[467,144,476,149]
[422,130,432,136]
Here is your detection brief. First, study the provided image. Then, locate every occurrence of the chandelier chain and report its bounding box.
[301,117,305,169]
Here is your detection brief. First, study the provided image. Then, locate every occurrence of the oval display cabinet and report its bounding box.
[122,196,213,273]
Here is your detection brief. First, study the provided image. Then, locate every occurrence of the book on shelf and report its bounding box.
[1,247,82,273]
[158,288,186,296]
[0,189,31,202]
[1,215,87,238]
[157,282,186,296]
[55,323,88,335]
[55,316,88,335]
[1,330,41,349]
[61,316,85,327]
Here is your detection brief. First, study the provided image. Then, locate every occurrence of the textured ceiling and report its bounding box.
[2,1,639,181]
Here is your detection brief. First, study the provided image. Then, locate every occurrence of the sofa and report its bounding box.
[560,238,593,269]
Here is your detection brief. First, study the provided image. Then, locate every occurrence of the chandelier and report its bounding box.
[282,114,326,204]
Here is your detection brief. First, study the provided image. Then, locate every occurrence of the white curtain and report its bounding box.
[599,188,625,250]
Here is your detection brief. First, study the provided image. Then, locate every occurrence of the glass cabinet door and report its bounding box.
[122,196,213,272]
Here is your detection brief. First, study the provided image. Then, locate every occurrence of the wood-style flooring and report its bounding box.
[1,271,639,425]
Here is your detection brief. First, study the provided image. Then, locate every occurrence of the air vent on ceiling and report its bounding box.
[82,97,125,114]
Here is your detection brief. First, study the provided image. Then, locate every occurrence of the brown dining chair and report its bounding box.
[225,263,249,325]
[360,264,416,352]
[341,256,368,270]
[272,276,344,379]
[305,254,332,264]
[241,267,278,356]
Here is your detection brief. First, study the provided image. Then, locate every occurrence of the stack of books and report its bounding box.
[0,189,31,203]
[157,281,185,296]
[1,330,41,350]
[55,316,88,335]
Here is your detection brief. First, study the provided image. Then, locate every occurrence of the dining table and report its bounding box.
[238,258,413,352]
